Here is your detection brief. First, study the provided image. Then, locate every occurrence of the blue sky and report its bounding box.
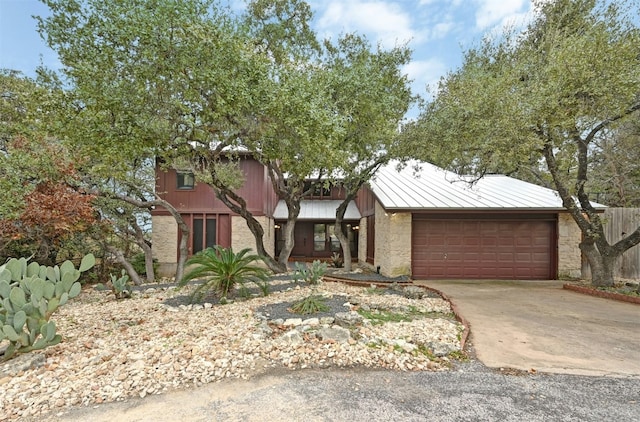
[1,0,533,109]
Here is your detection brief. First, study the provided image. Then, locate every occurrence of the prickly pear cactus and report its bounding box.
[0,254,95,361]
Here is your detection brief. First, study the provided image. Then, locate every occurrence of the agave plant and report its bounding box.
[178,246,270,302]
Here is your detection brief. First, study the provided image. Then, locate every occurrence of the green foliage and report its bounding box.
[292,260,327,285]
[357,308,413,326]
[289,295,330,315]
[36,0,414,273]
[365,286,387,295]
[357,306,453,326]
[407,0,640,287]
[178,246,270,302]
[109,270,132,300]
[130,253,158,278]
[0,254,95,361]
[330,252,343,268]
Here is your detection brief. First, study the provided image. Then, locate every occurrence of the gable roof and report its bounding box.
[369,160,604,211]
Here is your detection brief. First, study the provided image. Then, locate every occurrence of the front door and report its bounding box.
[276,221,358,259]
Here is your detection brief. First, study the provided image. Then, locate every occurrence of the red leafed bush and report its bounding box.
[0,182,97,264]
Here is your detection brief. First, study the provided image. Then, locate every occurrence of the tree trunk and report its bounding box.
[131,219,155,282]
[580,240,616,287]
[335,198,353,272]
[107,245,143,285]
[97,190,189,283]
[278,200,301,268]
[214,187,286,273]
[149,196,188,283]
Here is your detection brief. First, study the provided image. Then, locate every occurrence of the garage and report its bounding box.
[412,215,556,280]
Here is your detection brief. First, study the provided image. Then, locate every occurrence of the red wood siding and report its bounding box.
[412,215,556,280]
[356,185,376,217]
[154,157,272,215]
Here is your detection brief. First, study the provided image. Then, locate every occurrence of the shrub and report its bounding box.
[0,254,95,361]
[289,295,330,315]
[330,252,343,268]
[130,253,158,278]
[178,246,270,302]
[109,270,132,299]
[292,260,327,285]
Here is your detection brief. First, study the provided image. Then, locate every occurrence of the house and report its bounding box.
[152,158,585,280]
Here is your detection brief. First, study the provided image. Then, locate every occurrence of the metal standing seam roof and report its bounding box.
[369,160,603,211]
[273,199,361,220]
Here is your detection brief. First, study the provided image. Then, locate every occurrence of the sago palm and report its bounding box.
[179,246,270,302]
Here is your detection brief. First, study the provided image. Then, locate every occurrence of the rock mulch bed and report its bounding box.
[0,280,463,421]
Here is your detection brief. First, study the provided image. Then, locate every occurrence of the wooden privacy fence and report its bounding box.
[582,208,640,280]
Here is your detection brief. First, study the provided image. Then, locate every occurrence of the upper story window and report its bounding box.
[303,181,332,198]
[177,172,195,190]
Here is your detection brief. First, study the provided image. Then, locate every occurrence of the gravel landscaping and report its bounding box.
[0,278,463,421]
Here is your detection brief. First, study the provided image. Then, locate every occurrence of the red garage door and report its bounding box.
[412,216,556,280]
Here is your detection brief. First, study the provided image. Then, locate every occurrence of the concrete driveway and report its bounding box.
[417,280,640,378]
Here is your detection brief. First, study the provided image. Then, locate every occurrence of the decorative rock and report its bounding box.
[280,330,303,345]
[0,352,46,377]
[301,318,319,326]
[257,322,274,337]
[403,286,426,299]
[316,326,351,343]
[428,341,457,357]
[334,311,364,328]
[393,339,417,353]
[283,318,303,327]
[0,279,461,421]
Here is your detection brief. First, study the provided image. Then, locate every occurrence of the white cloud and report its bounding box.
[317,1,418,48]
[430,20,454,40]
[474,0,529,30]
[419,0,463,6]
[403,58,448,96]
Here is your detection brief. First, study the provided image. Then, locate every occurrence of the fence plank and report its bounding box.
[581,208,640,280]
[603,208,640,279]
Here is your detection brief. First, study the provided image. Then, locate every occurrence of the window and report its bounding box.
[314,224,326,251]
[177,172,195,189]
[193,218,216,253]
[327,224,341,252]
[314,224,342,252]
[303,181,332,198]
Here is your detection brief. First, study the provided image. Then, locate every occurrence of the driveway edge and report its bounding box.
[563,283,640,305]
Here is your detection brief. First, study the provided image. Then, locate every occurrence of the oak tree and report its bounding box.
[407,0,640,286]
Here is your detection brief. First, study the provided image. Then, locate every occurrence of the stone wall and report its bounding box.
[374,202,412,277]
[231,215,275,257]
[152,215,178,277]
[357,217,375,272]
[557,213,582,278]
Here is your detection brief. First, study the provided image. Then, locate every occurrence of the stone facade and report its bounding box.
[231,215,275,257]
[357,217,368,265]
[152,215,178,277]
[374,202,412,277]
[557,213,582,278]
[357,217,377,273]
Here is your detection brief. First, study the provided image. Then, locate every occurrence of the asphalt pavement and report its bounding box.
[34,362,640,422]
